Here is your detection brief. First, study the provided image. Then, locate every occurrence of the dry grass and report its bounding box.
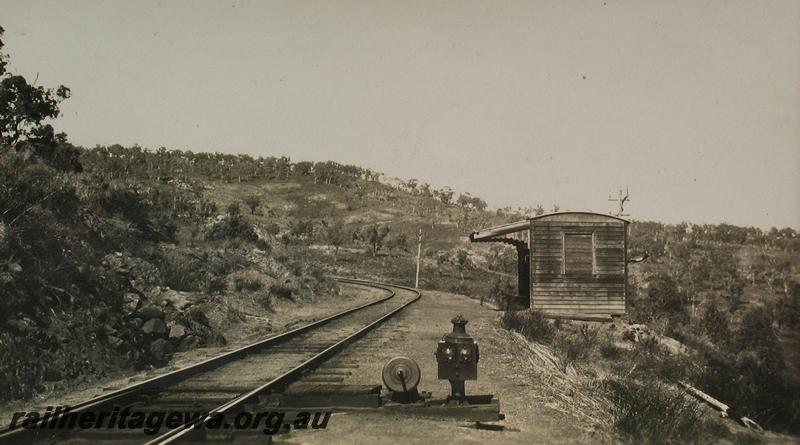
[499,327,740,444]
[501,328,615,434]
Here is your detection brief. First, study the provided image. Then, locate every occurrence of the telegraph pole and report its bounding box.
[415,228,423,288]
[608,187,631,217]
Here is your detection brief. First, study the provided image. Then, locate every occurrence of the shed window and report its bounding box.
[562,233,594,275]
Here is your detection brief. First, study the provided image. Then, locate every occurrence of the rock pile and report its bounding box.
[110,288,226,366]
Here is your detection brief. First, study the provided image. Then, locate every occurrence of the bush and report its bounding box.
[269,282,295,301]
[153,249,208,292]
[205,275,226,294]
[698,302,731,344]
[605,378,723,444]
[692,306,800,432]
[499,310,555,343]
[599,335,624,360]
[553,324,598,366]
[486,277,515,307]
[206,204,263,246]
[254,292,272,310]
[230,270,265,292]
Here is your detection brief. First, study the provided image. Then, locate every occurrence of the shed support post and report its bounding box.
[516,245,530,306]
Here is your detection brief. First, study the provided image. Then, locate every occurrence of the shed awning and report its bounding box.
[469,220,529,242]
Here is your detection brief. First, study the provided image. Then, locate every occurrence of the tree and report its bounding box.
[434,187,454,205]
[364,225,390,257]
[454,249,473,280]
[386,232,409,253]
[436,252,450,276]
[646,273,687,324]
[456,193,487,212]
[243,194,261,214]
[289,219,314,240]
[294,161,314,177]
[0,26,71,148]
[325,220,347,263]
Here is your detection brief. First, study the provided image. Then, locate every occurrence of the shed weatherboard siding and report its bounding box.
[530,213,627,315]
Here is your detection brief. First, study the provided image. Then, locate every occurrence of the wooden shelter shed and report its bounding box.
[470,212,629,317]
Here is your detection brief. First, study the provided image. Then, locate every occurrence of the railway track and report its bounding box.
[0,278,420,445]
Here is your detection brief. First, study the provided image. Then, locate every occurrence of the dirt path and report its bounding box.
[283,289,591,444]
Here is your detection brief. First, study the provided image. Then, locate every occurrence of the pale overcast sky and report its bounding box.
[2,1,799,229]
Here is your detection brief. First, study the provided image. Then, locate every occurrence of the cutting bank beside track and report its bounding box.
[0,278,421,444]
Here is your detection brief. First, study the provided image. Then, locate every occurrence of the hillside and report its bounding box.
[2,142,800,439]
[2,19,800,443]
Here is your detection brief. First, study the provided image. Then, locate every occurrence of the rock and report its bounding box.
[131,317,144,328]
[168,324,187,341]
[623,324,649,342]
[138,305,164,320]
[149,338,174,362]
[123,293,140,315]
[142,318,167,335]
[108,335,124,348]
[161,289,194,311]
[178,335,201,352]
[186,307,210,327]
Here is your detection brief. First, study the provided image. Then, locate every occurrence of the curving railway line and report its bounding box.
[0,278,421,445]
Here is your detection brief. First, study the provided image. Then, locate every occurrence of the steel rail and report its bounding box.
[150,280,421,444]
[0,278,398,443]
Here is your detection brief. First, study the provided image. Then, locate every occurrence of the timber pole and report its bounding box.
[415,229,422,288]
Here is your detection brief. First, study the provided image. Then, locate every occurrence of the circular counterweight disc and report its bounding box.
[382,356,421,394]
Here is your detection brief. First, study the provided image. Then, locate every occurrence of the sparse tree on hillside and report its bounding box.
[454,249,473,281]
[436,252,450,276]
[325,220,347,263]
[418,182,432,197]
[456,193,487,212]
[0,25,75,168]
[386,232,409,253]
[243,194,261,214]
[364,225,390,257]
[404,179,418,194]
[646,273,687,326]
[226,202,242,217]
[289,219,314,240]
[434,187,454,205]
[294,161,314,178]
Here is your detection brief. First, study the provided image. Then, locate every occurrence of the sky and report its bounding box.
[2,0,799,229]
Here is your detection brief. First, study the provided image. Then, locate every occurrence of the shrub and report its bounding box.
[269,282,295,301]
[205,275,226,294]
[692,306,800,433]
[604,378,722,444]
[499,310,555,343]
[230,270,265,292]
[486,277,515,307]
[207,204,263,246]
[255,292,272,310]
[243,195,261,214]
[599,335,623,360]
[698,302,730,344]
[553,324,598,366]
[153,249,207,292]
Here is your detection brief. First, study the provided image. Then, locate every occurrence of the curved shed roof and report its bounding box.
[529,211,630,223]
[470,211,629,242]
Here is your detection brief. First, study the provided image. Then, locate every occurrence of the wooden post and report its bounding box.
[608,187,631,217]
[415,229,423,289]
